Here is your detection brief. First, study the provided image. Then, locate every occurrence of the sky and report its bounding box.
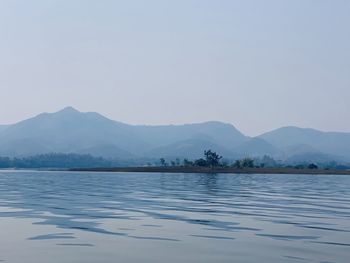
[0,0,349,136]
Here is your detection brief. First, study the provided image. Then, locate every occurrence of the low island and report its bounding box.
[70,150,350,175]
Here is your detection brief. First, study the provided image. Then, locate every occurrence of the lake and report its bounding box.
[0,171,349,263]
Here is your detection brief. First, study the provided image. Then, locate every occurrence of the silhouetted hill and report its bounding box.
[145,138,236,159]
[0,107,148,157]
[233,138,281,158]
[76,144,135,159]
[281,144,320,157]
[0,108,349,162]
[259,126,350,160]
[285,152,345,165]
[133,121,248,149]
[0,107,247,158]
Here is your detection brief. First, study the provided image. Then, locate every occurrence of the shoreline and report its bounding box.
[69,166,350,175]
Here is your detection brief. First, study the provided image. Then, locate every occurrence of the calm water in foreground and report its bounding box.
[0,171,349,263]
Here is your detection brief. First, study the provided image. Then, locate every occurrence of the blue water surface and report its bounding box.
[0,171,349,263]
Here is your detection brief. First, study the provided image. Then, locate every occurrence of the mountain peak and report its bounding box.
[56,106,80,114]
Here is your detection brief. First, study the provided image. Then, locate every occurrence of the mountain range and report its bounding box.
[0,107,349,163]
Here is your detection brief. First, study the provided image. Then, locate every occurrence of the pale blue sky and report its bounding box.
[0,0,349,136]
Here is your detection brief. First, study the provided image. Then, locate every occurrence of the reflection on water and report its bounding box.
[0,171,350,262]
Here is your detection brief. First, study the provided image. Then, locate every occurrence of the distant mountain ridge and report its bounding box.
[0,107,349,163]
[259,126,350,161]
[0,107,247,159]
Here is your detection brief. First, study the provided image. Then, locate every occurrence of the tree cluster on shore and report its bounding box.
[157,150,348,170]
[0,151,348,170]
[159,152,259,169]
[0,153,114,169]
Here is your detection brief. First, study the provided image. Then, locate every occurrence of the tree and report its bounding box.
[232,160,242,169]
[308,163,318,169]
[0,157,11,168]
[260,155,277,168]
[241,158,254,168]
[160,158,167,166]
[183,159,193,166]
[294,164,305,169]
[232,158,254,168]
[194,158,207,167]
[204,150,222,167]
[221,159,229,168]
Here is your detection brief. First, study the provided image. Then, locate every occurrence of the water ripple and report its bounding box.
[0,171,350,262]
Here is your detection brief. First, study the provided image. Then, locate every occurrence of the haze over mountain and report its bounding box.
[0,107,247,159]
[0,107,349,163]
[233,138,281,158]
[260,127,350,161]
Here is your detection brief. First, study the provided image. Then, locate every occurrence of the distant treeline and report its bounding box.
[158,151,350,171]
[0,151,349,170]
[0,153,117,168]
